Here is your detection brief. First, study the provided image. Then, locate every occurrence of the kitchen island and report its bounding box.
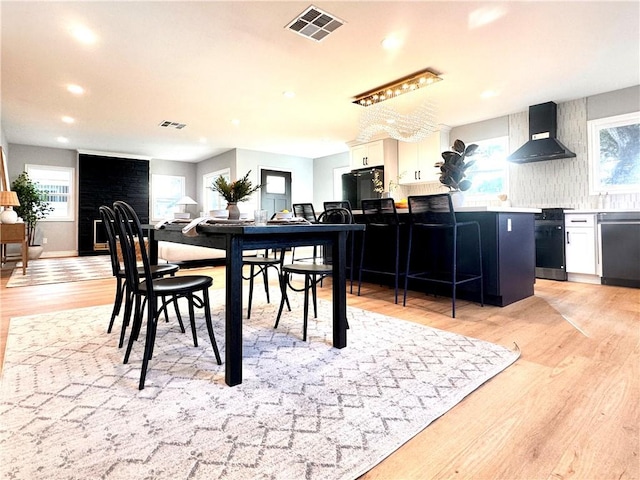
[353,206,540,307]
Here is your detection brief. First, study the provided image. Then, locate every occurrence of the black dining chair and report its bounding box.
[357,197,405,304]
[402,193,483,318]
[113,200,222,390]
[274,207,352,341]
[323,200,356,293]
[99,205,182,348]
[242,249,289,319]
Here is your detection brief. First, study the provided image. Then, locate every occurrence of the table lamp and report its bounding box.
[0,191,20,224]
[175,195,198,219]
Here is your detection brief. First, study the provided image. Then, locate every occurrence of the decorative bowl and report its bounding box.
[275,211,293,220]
[209,209,228,218]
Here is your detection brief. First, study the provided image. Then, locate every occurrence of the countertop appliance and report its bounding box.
[342,167,383,210]
[598,211,640,288]
[535,208,571,281]
[508,102,576,163]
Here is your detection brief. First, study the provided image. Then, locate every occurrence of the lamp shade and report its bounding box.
[0,190,20,207]
[176,195,197,206]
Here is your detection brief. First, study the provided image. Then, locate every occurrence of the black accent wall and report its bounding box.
[78,154,149,256]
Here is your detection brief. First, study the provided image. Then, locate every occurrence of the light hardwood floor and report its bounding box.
[1,263,638,479]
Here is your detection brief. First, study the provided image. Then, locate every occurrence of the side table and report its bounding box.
[0,223,28,275]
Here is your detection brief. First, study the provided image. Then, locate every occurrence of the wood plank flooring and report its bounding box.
[1,263,638,479]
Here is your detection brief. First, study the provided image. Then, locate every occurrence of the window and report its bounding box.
[203,168,231,212]
[588,112,640,194]
[25,164,75,221]
[463,136,509,197]
[151,174,185,221]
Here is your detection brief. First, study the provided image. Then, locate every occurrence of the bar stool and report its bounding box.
[357,198,404,304]
[292,203,318,263]
[402,193,483,318]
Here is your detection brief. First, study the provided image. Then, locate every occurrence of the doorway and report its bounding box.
[260,169,292,219]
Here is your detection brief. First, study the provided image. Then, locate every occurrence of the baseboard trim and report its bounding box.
[40,250,78,258]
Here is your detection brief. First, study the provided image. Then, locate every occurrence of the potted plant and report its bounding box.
[11,171,53,257]
[208,170,262,219]
[434,139,478,206]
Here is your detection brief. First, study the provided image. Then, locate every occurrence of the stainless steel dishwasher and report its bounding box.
[598,211,640,288]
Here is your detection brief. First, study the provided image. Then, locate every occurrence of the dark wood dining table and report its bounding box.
[148,221,365,386]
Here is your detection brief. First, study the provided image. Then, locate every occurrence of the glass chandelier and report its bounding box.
[354,68,442,143]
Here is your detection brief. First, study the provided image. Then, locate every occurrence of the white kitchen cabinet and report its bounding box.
[565,213,598,276]
[350,140,385,169]
[398,127,450,185]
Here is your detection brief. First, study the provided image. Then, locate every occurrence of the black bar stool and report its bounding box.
[402,193,484,318]
[357,198,405,304]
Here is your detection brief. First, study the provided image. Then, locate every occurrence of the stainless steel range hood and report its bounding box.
[507,101,576,163]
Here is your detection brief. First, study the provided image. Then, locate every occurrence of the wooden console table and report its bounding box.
[0,223,28,275]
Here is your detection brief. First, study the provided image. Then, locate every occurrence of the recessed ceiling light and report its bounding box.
[283,91,295,99]
[381,36,403,50]
[199,137,207,143]
[61,116,75,124]
[231,119,240,126]
[480,89,499,99]
[70,25,97,45]
[57,136,69,143]
[67,84,85,95]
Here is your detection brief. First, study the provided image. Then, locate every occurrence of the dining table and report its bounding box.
[148,220,365,386]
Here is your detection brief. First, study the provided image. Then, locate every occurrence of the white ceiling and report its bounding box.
[2,1,638,162]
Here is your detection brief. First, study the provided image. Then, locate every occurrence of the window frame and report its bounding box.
[203,168,231,212]
[25,164,75,222]
[150,174,186,221]
[588,111,640,195]
[460,135,510,200]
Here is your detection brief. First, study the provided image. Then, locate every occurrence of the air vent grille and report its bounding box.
[158,120,186,129]
[286,5,344,42]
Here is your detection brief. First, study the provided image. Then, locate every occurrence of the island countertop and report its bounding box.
[353,206,541,215]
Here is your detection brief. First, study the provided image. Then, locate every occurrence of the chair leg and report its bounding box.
[302,274,311,341]
[187,294,198,347]
[403,227,413,307]
[247,264,255,319]
[123,294,143,363]
[138,296,158,390]
[311,274,318,318]
[202,288,222,365]
[393,227,400,304]
[274,272,289,328]
[262,266,271,303]
[173,297,186,333]
[108,277,125,333]
[118,286,134,348]
[357,231,366,296]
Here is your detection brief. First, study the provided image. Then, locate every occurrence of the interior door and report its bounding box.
[260,169,291,219]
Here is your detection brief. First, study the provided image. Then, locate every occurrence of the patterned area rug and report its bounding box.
[0,293,519,480]
[6,255,113,287]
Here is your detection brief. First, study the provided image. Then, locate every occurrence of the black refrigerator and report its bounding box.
[342,167,384,210]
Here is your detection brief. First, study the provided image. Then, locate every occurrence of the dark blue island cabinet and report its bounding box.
[456,210,536,306]
[353,207,539,307]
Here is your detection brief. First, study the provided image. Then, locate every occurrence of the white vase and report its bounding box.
[28,245,44,260]
[450,191,465,208]
[227,202,240,220]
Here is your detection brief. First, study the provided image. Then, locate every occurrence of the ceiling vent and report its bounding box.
[286,5,344,42]
[158,120,186,130]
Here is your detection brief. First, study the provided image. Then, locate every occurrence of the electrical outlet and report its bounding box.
[43,237,48,244]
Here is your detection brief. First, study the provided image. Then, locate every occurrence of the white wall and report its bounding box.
[313,151,350,212]
[236,148,314,214]
[6,145,78,255]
